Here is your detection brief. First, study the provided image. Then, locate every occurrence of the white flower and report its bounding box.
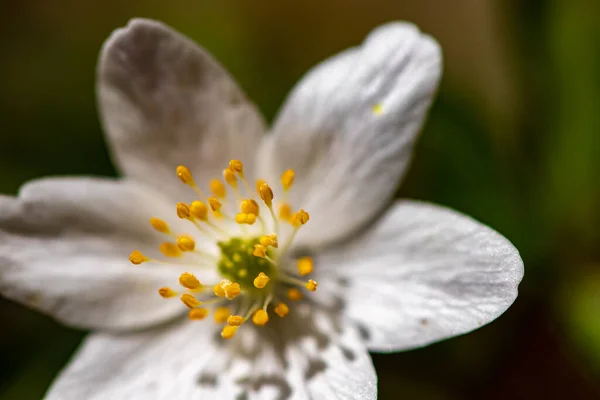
[0,19,523,400]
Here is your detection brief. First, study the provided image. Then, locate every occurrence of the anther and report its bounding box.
[228,160,244,175]
[223,168,237,187]
[227,315,244,326]
[260,234,278,248]
[150,217,170,234]
[213,283,226,298]
[252,309,269,326]
[241,199,259,215]
[189,308,209,320]
[256,179,267,194]
[281,169,295,191]
[176,235,196,252]
[287,288,303,301]
[297,257,313,276]
[259,183,274,207]
[210,179,226,198]
[221,325,238,339]
[159,242,182,258]
[208,196,222,212]
[292,209,310,227]
[306,279,319,292]
[235,213,257,225]
[176,165,195,186]
[274,303,289,318]
[180,293,201,309]
[128,250,148,265]
[176,202,191,219]
[158,287,178,298]
[224,282,241,300]
[179,272,201,290]
[253,244,267,258]
[253,272,270,289]
[279,203,292,221]
[214,307,230,323]
[190,200,208,220]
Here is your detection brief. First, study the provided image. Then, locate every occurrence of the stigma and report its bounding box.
[129,160,318,340]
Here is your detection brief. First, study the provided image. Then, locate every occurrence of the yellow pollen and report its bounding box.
[253,244,267,258]
[208,196,222,212]
[255,179,267,194]
[241,199,259,215]
[224,282,241,299]
[227,315,244,326]
[260,234,278,248]
[221,325,238,339]
[372,103,384,115]
[223,168,237,187]
[279,203,292,221]
[149,217,170,234]
[253,272,270,289]
[297,257,314,276]
[274,303,289,318]
[176,202,191,219]
[176,235,196,252]
[235,212,257,225]
[306,279,318,292]
[228,160,244,175]
[190,200,209,220]
[287,288,303,301]
[252,309,269,326]
[213,284,226,297]
[176,165,195,186]
[159,242,182,258]
[189,308,209,320]
[180,293,201,309]
[214,307,230,323]
[128,250,148,265]
[258,183,274,207]
[281,169,295,191]
[158,287,178,298]
[210,179,226,198]
[178,272,201,290]
[292,209,310,227]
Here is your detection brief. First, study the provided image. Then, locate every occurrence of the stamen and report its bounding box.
[178,272,201,290]
[258,183,274,207]
[235,213,257,225]
[214,307,230,323]
[253,244,267,258]
[208,196,222,212]
[306,279,319,292]
[297,257,313,276]
[159,242,182,258]
[274,303,289,318]
[213,283,226,297]
[221,325,238,339]
[128,250,149,265]
[281,169,295,191]
[190,201,209,221]
[260,234,278,248]
[189,308,209,320]
[228,160,244,175]
[279,203,292,222]
[210,179,226,199]
[292,209,310,227]
[287,288,303,301]
[240,199,259,215]
[150,218,170,234]
[224,282,241,300]
[223,168,237,188]
[176,202,192,219]
[252,309,269,326]
[176,165,195,186]
[227,315,244,326]
[180,293,201,308]
[176,235,196,252]
[253,272,270,289]
[158,287,178,298]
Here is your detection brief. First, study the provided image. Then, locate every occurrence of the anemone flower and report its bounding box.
[0,18,524,399]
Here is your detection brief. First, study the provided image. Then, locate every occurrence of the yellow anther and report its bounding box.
[128,250,148,265]
[176,165,195,186]
[274,303,289,318]
[214,307,230,323]
[260,234,278,248]
[297,257,314,276]
[158,287,178,298]
[190,200,208,220]
[258,183,274,207]
[223,168,237,187]
[372,103,384,115]
[252,309,269,326]
[210,179,226,198]
[176,235,196,252]
[241,199,259,215]
[224,282,241,300]
[279,203,292,221]
[149,217,170,234]
[178,272,201,290]
[292,209,310,227]
[180,293,201,309]
[221,325,238,339]
[256,179,267,194]
[208,196,222,212]
[213,283,226,297]
[176,202,191,219]
[287,288,303,301]
[189,308,209,320]
[159,242,182,258]
[281,169,295,191]
[253,272,270,289]
[306,279,319,292]
[228,160,244,175]
[235,213,257,225]
[253,244,267,258]
[227,315,244,326]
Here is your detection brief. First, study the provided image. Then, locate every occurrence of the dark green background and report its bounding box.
[1,1,599,399]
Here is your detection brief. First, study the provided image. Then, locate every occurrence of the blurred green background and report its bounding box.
[1,0,599,399]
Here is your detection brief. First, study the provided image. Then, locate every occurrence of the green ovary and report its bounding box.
[217,237,276,293]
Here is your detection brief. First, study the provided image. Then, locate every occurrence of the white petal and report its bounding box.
[0,177,189,331]
[315,200,524,352]
[257,22,442,249]
[46,307,376,400]
[98,19,266,200]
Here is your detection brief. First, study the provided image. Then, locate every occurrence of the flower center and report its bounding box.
[128,160,317,339]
